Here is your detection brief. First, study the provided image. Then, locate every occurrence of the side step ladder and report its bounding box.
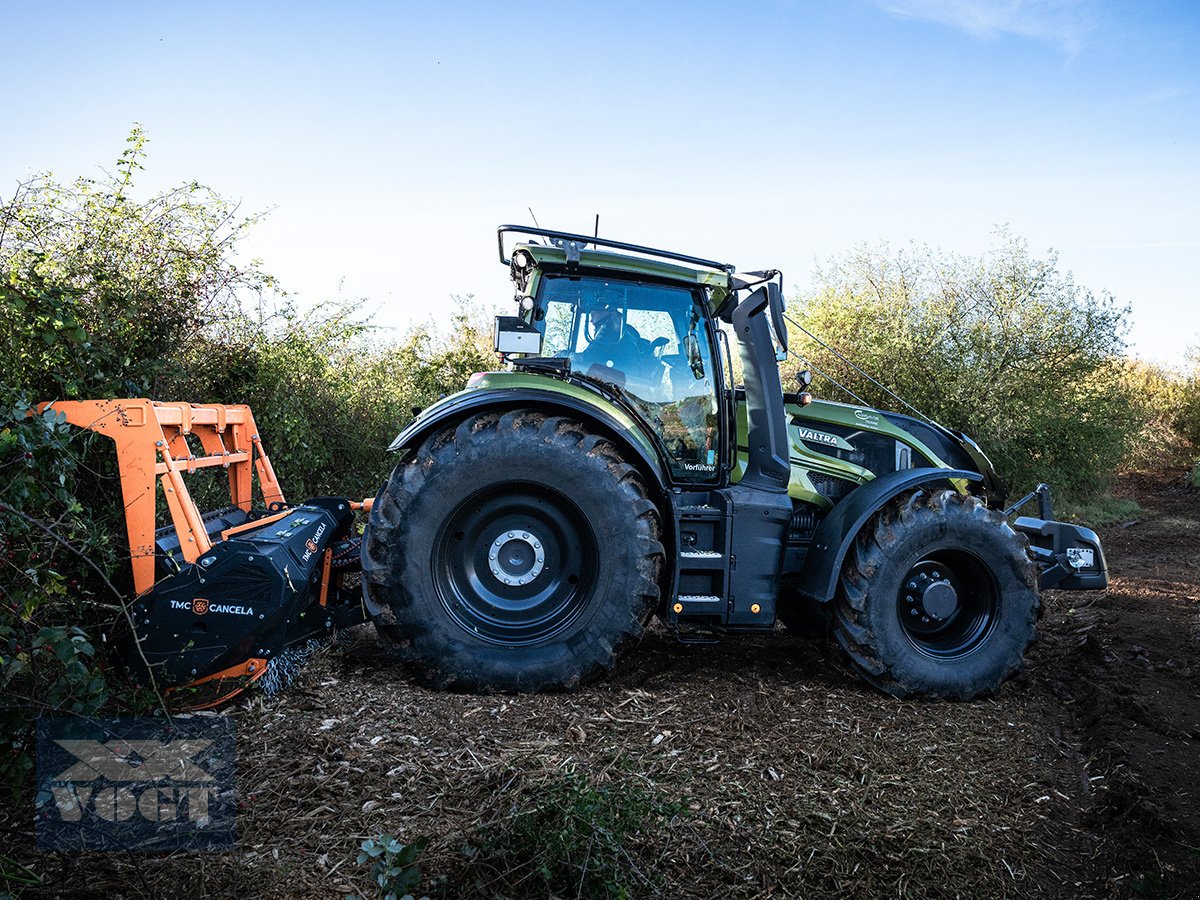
[668,495,730,643]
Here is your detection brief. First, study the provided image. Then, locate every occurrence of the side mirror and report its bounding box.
[684,333,705,379]
[494,316,542,355]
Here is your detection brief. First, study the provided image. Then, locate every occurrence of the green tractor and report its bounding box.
[361,226,1107,699]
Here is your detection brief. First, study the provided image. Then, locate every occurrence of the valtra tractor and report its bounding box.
[49,225,1108,705]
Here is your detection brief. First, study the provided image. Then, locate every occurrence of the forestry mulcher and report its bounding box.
[52,225,1108,704]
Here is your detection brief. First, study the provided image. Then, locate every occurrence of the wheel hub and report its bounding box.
[897,553,997,659]
[488,531,545,586]
[904,568,959,622]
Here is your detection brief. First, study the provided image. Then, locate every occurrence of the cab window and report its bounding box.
[534,275,721,480]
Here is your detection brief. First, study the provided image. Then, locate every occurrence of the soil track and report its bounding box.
[7,473,1198,898]
[1033,472,1200,895]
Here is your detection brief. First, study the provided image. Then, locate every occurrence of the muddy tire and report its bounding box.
[361,410,663,692]
[831,489,1039,700]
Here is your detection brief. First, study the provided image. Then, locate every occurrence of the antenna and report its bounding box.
[528,207,541,229]
[594,214,599,247]
[784,311,936,425]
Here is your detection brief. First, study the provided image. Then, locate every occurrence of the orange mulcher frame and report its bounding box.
[39,399,286,597]
[39,399,371,708]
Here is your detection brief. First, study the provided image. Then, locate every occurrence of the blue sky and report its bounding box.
[3,0,1197,364]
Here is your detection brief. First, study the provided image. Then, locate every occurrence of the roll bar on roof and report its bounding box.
[497,224,735,274]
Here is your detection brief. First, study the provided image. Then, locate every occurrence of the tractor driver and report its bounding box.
[576,291,649,374]
[574,288,671,399]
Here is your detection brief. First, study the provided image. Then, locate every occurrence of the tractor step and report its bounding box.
[679,549,726,569]
[668,623,722,645]
[673,491,732,611]
[677,593,723,608]
[666,594,726,639]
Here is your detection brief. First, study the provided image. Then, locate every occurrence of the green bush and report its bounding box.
[786,230,1137,505]
[0,128,271,786]
[1118,357,1200,471]
[1178,349,1200,451]
[352,832,430,900]
[462,770,684,899]
[183,300,493,501]
[0,403,113,785]
[0,129,495,787]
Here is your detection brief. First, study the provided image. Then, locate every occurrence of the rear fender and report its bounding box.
[386,387,668,494]
[797,468,983,603]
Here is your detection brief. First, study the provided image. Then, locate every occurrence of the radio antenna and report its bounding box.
[527,207,541,228]
[784,311,936,425]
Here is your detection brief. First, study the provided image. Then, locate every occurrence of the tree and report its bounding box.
[786,229,1135,504]
[0,124,274,401]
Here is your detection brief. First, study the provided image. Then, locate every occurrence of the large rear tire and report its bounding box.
[831,489,1039,700]
[361,410,663,692]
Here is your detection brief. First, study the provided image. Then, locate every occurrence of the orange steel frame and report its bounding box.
[38,399,285,596]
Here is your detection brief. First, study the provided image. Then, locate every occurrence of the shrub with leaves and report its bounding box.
[352,833,430,900]
[788,230,1137,506]
[0,403,114,785]
[0,128,273,788]
[463,771,686,899]
[0,128,500,789]
[185,299,494,501]
[1119,357,1199,471]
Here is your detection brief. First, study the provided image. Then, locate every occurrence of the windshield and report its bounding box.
[535,274,721,480]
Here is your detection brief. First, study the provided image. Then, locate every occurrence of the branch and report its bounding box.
[0,500,170,718]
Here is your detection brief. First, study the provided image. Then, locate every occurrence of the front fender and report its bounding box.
[797,467,983,603]
[385,385,667,492]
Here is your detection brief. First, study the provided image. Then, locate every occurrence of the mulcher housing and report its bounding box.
[40,399,369,707]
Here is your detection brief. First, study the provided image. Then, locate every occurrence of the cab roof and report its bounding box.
[498,224,733,292]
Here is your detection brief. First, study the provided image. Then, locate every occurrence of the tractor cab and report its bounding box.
[495,226,791,490]
[530,272,724,480]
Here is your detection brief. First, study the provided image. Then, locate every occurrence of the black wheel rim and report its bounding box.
[896,550,998,659]
[432,482,598,645]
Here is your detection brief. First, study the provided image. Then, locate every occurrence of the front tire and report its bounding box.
[361,410,663,692]
[831,489,1039,699]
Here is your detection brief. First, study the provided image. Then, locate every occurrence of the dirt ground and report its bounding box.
[6,472,1199,898]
